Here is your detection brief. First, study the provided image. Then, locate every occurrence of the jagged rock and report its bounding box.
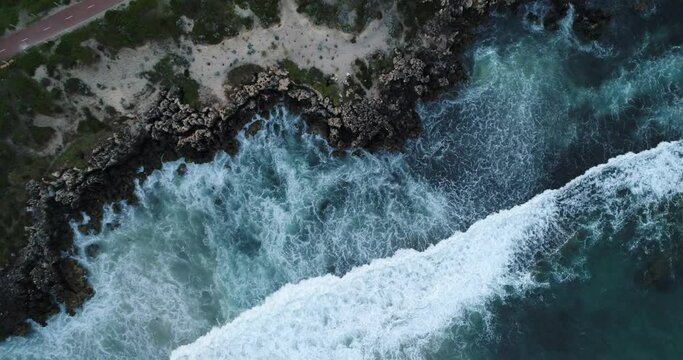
[543,0,611,39]
[572,6,610,41]
[1,0,606,341]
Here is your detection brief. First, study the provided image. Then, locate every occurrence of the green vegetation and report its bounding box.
[355,52,394,89]
[295,0,385,33]
[28,125,56,148]
[7,0,179,73]
[0,0,284,267]
[281,59,340,105]
[294,0,437,37]
[77,0,278,50]
[0,52,103,265]
[0,70,58,131]
[0,0,272,264]
[95,0,179,48]
[0,61,93,264]
[395,0,441,38]
[53,131,110,170]
[0,54,62,161]
[0,113,61,261]
[171,0,253,44]
[226,63,265,86]
[7,0,269,75]
[14,47,50,75]
[0,58,117,262]
[7,0,282,74]
[50,107,112,171]
[236,0,280,27]
[143,55,201,108]
[78,108,111,133]
[48,31,98,71]
[355,59,373,89]
[0,0,410,265]
[0,142,50,262]
[64,78,94,96]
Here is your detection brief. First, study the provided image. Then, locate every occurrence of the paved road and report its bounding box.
[0,0,126,60]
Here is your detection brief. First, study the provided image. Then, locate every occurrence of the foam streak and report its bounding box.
[172,142,683,360]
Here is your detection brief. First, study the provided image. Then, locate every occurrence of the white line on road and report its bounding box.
[88,4,95,9]
[65,15,73,20]
[0,49,5,53]
[21,38,29,42]
[43,27,51,31]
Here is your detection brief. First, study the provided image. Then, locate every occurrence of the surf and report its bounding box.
[171,141,683,360]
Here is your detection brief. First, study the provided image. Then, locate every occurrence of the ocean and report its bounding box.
[2,0,683,358]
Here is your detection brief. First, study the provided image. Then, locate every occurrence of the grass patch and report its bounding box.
[281,59,340,105]
[294,0,436,37]
[236,0,280,27]
[227,63,264,86]
[94,0,180,49]
[13,47,49,76]
[355,52,394,89]
[78,108,111,133]
[48,31,99,70]
[1,70,56,116]
[28,125,56,148]
[172,0,253,44]
[396,0,441,38]
[65,78,94,96]
[143,55,201,108]
[53,131,110,170]
[295,0,385,33]
[0,142,52,263]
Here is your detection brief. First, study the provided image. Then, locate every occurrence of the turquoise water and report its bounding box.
[3,0,683,359]
[172,140,683,360]
[429,159,683,359]
[426,2,683,358]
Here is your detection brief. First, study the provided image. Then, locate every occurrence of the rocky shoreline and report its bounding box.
[0,0,610,341]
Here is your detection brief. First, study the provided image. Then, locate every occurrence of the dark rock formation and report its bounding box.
[0,0,610,341]
[0,71,338,341]
[543,0,611,40]
[572,5,611,41]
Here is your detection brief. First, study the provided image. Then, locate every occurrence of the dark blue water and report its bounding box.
[427,1,683,358]
[2,0,683,358]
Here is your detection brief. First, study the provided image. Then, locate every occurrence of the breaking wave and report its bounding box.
[171,142,683,360]
[2,0,683,358]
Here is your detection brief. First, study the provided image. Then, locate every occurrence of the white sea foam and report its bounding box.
[3,3,682,358]
[588,46,683,121]
[171,142,683,360]
[0,110,455,359]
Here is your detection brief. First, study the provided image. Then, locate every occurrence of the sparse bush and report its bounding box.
[281,59,340,105]
[227,63,265,86]
[65,78,94,96]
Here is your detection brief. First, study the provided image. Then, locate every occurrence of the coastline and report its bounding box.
[0,0,613,341]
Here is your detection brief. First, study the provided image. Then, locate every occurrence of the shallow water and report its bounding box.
[2,0,683,359]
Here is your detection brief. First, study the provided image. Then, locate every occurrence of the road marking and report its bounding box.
[43,27,51,31]
[88,4,95,9]
[0,49,5,53]
[21,38,29,42]
[65,15,73,20]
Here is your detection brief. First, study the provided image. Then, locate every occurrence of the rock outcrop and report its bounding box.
[0,71,339,340]
[0,0,610,341]
[543,0,611,40]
